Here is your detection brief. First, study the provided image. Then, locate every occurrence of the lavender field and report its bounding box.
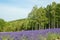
[0,0,60,40]
[0,28,60,40]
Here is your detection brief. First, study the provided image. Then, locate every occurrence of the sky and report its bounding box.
[0,0,60,21]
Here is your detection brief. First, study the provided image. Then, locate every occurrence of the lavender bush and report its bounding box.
[0,28,60,40]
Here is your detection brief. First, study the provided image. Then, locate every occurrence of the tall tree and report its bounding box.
[36,7,48,29]
[0,19,6,31]
[28,6,48,29]
[51,2,56,28]
[56,3,60,28]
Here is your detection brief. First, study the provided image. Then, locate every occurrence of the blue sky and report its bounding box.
[0,0,60,21]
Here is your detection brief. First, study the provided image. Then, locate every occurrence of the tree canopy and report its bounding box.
[0,2,60,32]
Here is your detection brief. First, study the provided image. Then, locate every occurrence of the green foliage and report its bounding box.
[36,33,60,40]
[2,35,14,40]
[37,33,60,40]
[0,19,6,31]
[0,2,60,31]
[47,33,60,40]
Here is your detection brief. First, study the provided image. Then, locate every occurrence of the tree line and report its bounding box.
[0,2,60,32]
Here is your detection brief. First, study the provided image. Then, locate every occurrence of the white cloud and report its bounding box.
[0,4,31,21]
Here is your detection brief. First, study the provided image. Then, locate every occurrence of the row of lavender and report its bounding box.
[0,28,60,40]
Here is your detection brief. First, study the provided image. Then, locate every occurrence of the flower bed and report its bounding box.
[0,28,60,40]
